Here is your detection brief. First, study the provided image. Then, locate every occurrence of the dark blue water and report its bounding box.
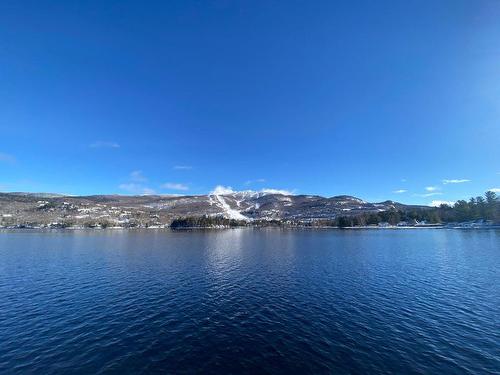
[0,229,499,374]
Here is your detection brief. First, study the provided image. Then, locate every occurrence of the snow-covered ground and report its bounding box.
[211,194,250,221]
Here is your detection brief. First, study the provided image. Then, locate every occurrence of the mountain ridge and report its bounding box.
[0,190,431,228]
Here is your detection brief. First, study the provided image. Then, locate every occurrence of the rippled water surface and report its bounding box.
[0,229,499,374]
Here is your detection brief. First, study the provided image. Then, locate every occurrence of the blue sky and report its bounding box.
[1,0,499,205]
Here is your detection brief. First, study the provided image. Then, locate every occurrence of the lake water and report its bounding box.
[0,229,499,374]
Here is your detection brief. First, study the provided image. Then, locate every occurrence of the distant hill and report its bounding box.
[0,190,430,228]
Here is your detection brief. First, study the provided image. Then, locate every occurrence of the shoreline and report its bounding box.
[1,225,499,231]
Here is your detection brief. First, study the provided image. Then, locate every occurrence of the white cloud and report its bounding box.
[118,171,153,194]
[261,188,294,195]
[118,183,156,195]
[442,179,470,184]
[430,200,456,207]
[415,192,443,197]
[393,189,407,194]
[425,186,439,192]
[161,182,189,191]
[0,152,16,164]
[244,178,266,185]
[210,185,295,196]
[89,141,120,149]
[211,185,235,195]
[118,183,139,192]
[173,165,192,170]
[130,170,147,182]
[488,188,500,193]
[141,188,156,195]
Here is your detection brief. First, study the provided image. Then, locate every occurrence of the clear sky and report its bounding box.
[1,1,499,205]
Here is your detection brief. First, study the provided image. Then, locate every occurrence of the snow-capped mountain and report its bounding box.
[203,191,392,221]
[0,190,427,228]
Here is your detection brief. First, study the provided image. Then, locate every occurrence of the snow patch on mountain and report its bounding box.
[205,185,297,220]
[212,194,249,221]
[207,186,251,220]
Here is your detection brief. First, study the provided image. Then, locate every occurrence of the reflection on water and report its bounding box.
[0,228,499,374]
